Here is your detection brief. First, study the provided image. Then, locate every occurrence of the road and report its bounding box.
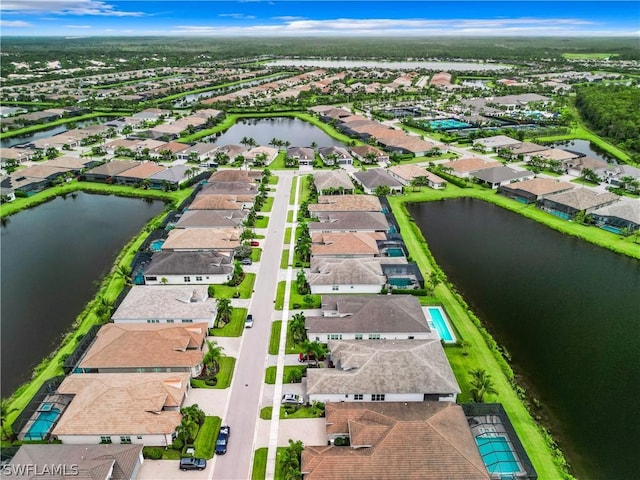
[211,171,294,480]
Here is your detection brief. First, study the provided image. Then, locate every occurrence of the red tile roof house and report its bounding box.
[113,162,166,186]
[51,372,190,446]
[377,135,443,157]
[388,164,447,189]
[441,157,503,178]
[76,323,207,377]
[350,144,389,164]
[301,402,489,480]
[305,339,460,404]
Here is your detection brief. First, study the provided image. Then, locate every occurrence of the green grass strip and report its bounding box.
[194,416,222,459]
[252,447,268,480]
[210,308,247,337]
[210,274,256,299]
[255,216,269,228]
[289,177,298,205]
[284,227,292,244]
[280,250,289,269]
[269,321,282,355]
[251,248,262,262]
[260,197,274,212]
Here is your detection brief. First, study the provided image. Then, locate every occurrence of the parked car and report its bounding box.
[281,394,303,405]
[250,240,260,246]
[179,457,207,471]
[215,425,231,455]
[244,314,254,328]
[240,257,253,265]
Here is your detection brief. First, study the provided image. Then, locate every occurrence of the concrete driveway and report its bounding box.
[138,458,212,480]
[255,418,327,448]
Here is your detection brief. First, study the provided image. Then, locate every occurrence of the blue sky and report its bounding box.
[1,1,638,37]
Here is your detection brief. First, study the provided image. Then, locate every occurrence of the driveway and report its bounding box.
[138,459,212,480]
[254,418,327,448]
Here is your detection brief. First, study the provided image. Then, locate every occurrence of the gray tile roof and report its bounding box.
[352,169,404,189]
[144,251,232,276]
[591,198,640,225]
[175,209,247,228]
[544,188,619,211]
[309,212,389,232]
[471,166,533,183]
[308,258,386,286]
[9,444,143,480]
[200,181,258,196]
[306,339,460,395]
[307,295,430,334]
[313,170,355,191]
[149,164,190,183]
[85,160,142,176]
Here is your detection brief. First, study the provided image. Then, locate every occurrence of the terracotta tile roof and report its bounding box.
[117,162,166,179]
[79,323,206,370]
[311,232,384,256]
[308,258,385,286]
[442,157,502,174]
[53,373,189,436]
[162,227,240,250]
[309,212,389,232]
[208,169,261,183]
[302,402,489,480]
[85,160,141,176]
[175,209,247,228]
[309,194,382,213]
[535,148,581,161]
[189,194,252,210]
[500,177,574,197]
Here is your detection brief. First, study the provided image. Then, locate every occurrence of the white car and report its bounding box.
[281,394,303,405]
[244,314,254,328]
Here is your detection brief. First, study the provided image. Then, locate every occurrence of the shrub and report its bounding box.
[144,448,163,460]
[208,285,215,297]
[205,377,218,386]
[172,437,184,450]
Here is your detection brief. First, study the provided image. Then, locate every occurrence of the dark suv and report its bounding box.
[215,425,231,455]
[179,457,206,471]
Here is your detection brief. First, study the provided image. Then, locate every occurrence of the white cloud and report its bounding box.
[219,13,256,20]
[0,20,32,27]
[1,0,144,17]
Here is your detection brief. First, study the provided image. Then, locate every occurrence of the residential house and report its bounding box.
[595,164,640,190]
[4,164,70,194]
[200,181,258,197]
[244,146,279,166]
[188,193,253,211]
[149,141,189,160]
[76,323,207,377]
[440,157,503,178]
[590,199,640,233]
[214,144,247,163]
[312,170,355,194]
[309,195,382,214]
[381,262,425,290]
[351,169,404,194]
[387,164,446,189]
[113,162,166,186]
[161,227,241,254]
[311,232,385,258]
[307,257,386,294]
[287,146,315,166]
[0,147,35,167]
[306,339,460,403]
[7,444,144,480]
[531,148,581,171]
[208,169,261,183]
[317,107,353,123]
[174,209,247,229]
[471,166,535,189]
[46,156,101,173]
[306,295,433,343]
[143,251,233,285]
[52,372,190,446]
[309,211,389,233]
[111,285,216,328]
[317,146,353,166]
[472,135,521,152]
[498,177,575,204]
[564,156,609,177]
[83,160,142,183]
[148,164,191,189]
[301,402,489,480]
[103,138,140,155]
[503,141,549,161]
[176,142,219,162]
[539,189,620,219]
[376,135,443,157]
[350,145,389,164]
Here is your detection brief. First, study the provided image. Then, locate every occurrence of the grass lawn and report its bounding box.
[284,227,292,243]
[268,152,287,170]
[299,174,313,204]
[260,407,273,420]
[264,365,305,384]
[562,52,617,59]
[260,197,274,212]
[274,281,286,310]
[210,274,256,299]
[260,405,324,420]
[252,248,262,262]
[388,188,582,479]
[269,321,282,355]
[251,448,268,480]
[289,177,298,205]
[571,178,599,187]
[0,112,129,139]
[255,216,269,228]
[194,416,221,459]
[280,250,289,269]
[286,210,294,223]
[211,308,247,337]
[289,281,321,309]
[268,175,279,185]
[190,357,236,389]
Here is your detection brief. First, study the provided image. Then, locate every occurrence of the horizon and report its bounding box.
[1,1,638,37]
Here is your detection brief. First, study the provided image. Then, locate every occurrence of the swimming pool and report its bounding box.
[475,435,521,475]
[25,408,61,440]
[150,239,165,252]
[386,247,405,257]
[427,119,471,130]
[426,307,456,343]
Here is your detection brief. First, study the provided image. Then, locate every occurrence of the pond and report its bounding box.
[407,198,640,480]
[207,117,346,148]
[1,117,112,149]
[175,74,290,106]
[266,59,511,71]
[548,139,618,164]
[0,192,165,394]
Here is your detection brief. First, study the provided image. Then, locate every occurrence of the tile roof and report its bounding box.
[175,209,247,228]
[500,177,574,197]
[311,232,385,256]
[308,258,386,286]
[442,157,502,174]
[309,211,389,232]
[313,170,355,191]
[302,402,489,480]
[200,181,258,196]
[306,339,460,396]
[188,194,250,210]
[590,198,640,224]
[86,160,143,176]
[535,148,580,161]
[162,227,241,250]
[544,188,620,211]
[208,169,260,183]
[309,195,382,213]
[471,166,534,183]
[79,323,206,369]
[144,250,233,276]
[53,373,189,436]
[117,162,166,179]
[352,169,404,189]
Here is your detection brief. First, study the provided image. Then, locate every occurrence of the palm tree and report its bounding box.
[180,404,205,426]
[175,416,199,444]
[114,265,132,286]
[468,368,498,403]
[278,447,301,480]
[288,312,307,345]
[1,398,17,441]
[215,298,233,327]
[294,236,312,263]
[202,339,224,376]
[296,270,309,295]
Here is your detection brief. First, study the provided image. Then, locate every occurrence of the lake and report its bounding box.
[549,139,618,164]
[208,117,345,148]
[1,118,112,149]
[0,192,165,394]
[407,198,640,480]
[266,59,510,71]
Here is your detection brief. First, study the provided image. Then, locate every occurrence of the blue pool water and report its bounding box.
[427,307,455,342]
[427,119,471,130]
[476,435,521,474]
[150,239,165,252]
[387,247,405,257]
[25,408,61,440]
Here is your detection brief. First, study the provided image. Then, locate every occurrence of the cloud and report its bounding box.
[0,20,32,27]
[1,0,144,17]
[219,13,256,20]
